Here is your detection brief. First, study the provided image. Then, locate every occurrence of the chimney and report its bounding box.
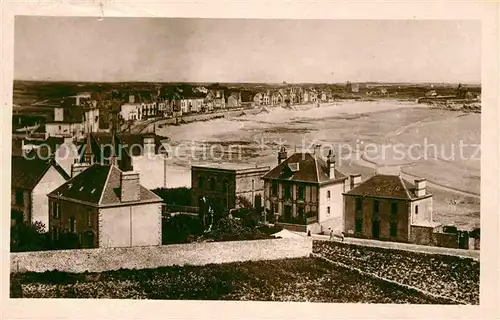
[415,178,427,197]
[350,174,362,190]
[327,150,336,179]
[71,163,91,177]
[120,171,140,202]
[129,95,135,104]
[278,146,288,164]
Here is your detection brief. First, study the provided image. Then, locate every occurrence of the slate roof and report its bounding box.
[12,137,65,159]
[11,156,69,190]
[344,174,431,200]
[262,152,347,184]
[48,164,162,206]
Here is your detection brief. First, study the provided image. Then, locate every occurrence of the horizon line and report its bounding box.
[13,79,482,86]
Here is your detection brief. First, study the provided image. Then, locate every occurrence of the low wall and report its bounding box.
[10,238,313,274]
[276,222,307,233]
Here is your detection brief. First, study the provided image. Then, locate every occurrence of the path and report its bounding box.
[289,232,479,260]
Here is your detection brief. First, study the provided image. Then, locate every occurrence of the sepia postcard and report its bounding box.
[1,1,499,320]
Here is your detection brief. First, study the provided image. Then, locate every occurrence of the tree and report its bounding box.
[10,220,49,252]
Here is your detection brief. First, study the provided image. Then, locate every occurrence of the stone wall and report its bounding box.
[10,238,313,274]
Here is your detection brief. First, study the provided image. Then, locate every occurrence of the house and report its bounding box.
[309,90,318,102]
[11,156,69,231]
[45,98,84,138]
[253,93,263,106]
[271,91,283,106]
[82,96,113,134]
[343,174,437,243]
[157,98,168,117]
[191,164,270,211]
[320,91,328,102]
[302,90,310,103]
[261,147,351,234]
[227,92,242,108]
[425,90,438,98]
[206,89,225,109]
[76,132,167,189]
[351,83,360,93]
[47,163,163,248]
[120,101,141,121]
[180,95,205,113]
[136,92,159,119]
[262,91,271,106]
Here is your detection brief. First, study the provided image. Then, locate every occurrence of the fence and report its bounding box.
[165,205,199,213]
[10,238,313,274]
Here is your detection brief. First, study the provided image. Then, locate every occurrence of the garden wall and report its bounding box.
[10,238,313,274]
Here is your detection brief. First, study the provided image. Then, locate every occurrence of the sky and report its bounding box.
[14,17,481,84]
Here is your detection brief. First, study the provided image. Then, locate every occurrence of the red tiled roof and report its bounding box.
[48,164,162,206]
[344,174,431,200]
[262,152,347,184]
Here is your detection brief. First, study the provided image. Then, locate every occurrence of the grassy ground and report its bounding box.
[11,257,451,303]
[313,241,479,304]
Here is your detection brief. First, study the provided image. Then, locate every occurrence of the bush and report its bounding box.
[10,221,50,252]
[162,214,204,244]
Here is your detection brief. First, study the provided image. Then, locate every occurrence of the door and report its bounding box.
[254,195,262,209]
[82,231,95,248]
[284,205,292,222]
[372,221,380,239]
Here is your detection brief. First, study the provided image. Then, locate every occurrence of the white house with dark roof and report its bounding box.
[11,156,69,231]
[47,163,163,248]
[261,146,352,234]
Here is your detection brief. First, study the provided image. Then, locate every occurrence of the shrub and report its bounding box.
[10,221,50,252]
[162,214,204,244]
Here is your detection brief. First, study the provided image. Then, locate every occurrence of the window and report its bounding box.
[298,206,305,219]
[52,201,60,219]
[355,198,362,212]
[15,190,24,205]
[373,200,379,214]
[272,181,278,196]
[70,216,76,233]
[327,206,331,215]
[284,184,292,200]
[87,211,92,227]
[209,178,216,190]
[415,205,419,214]
[373,200,380,222]
[390,222,398,237]
[391,201,398,219]
[327,190,331,199]
[222,179,228,193]
[198,177,205,189]
[355,218,363,233]
[298,186,305,200]
[273,203,278,213]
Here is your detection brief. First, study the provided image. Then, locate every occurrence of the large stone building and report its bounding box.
[48,164,163,248]
[343,174,436,243]
[191,164,270,210]
[261,147,352,233]
[45,97,84,138]
[11,156,69,231]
